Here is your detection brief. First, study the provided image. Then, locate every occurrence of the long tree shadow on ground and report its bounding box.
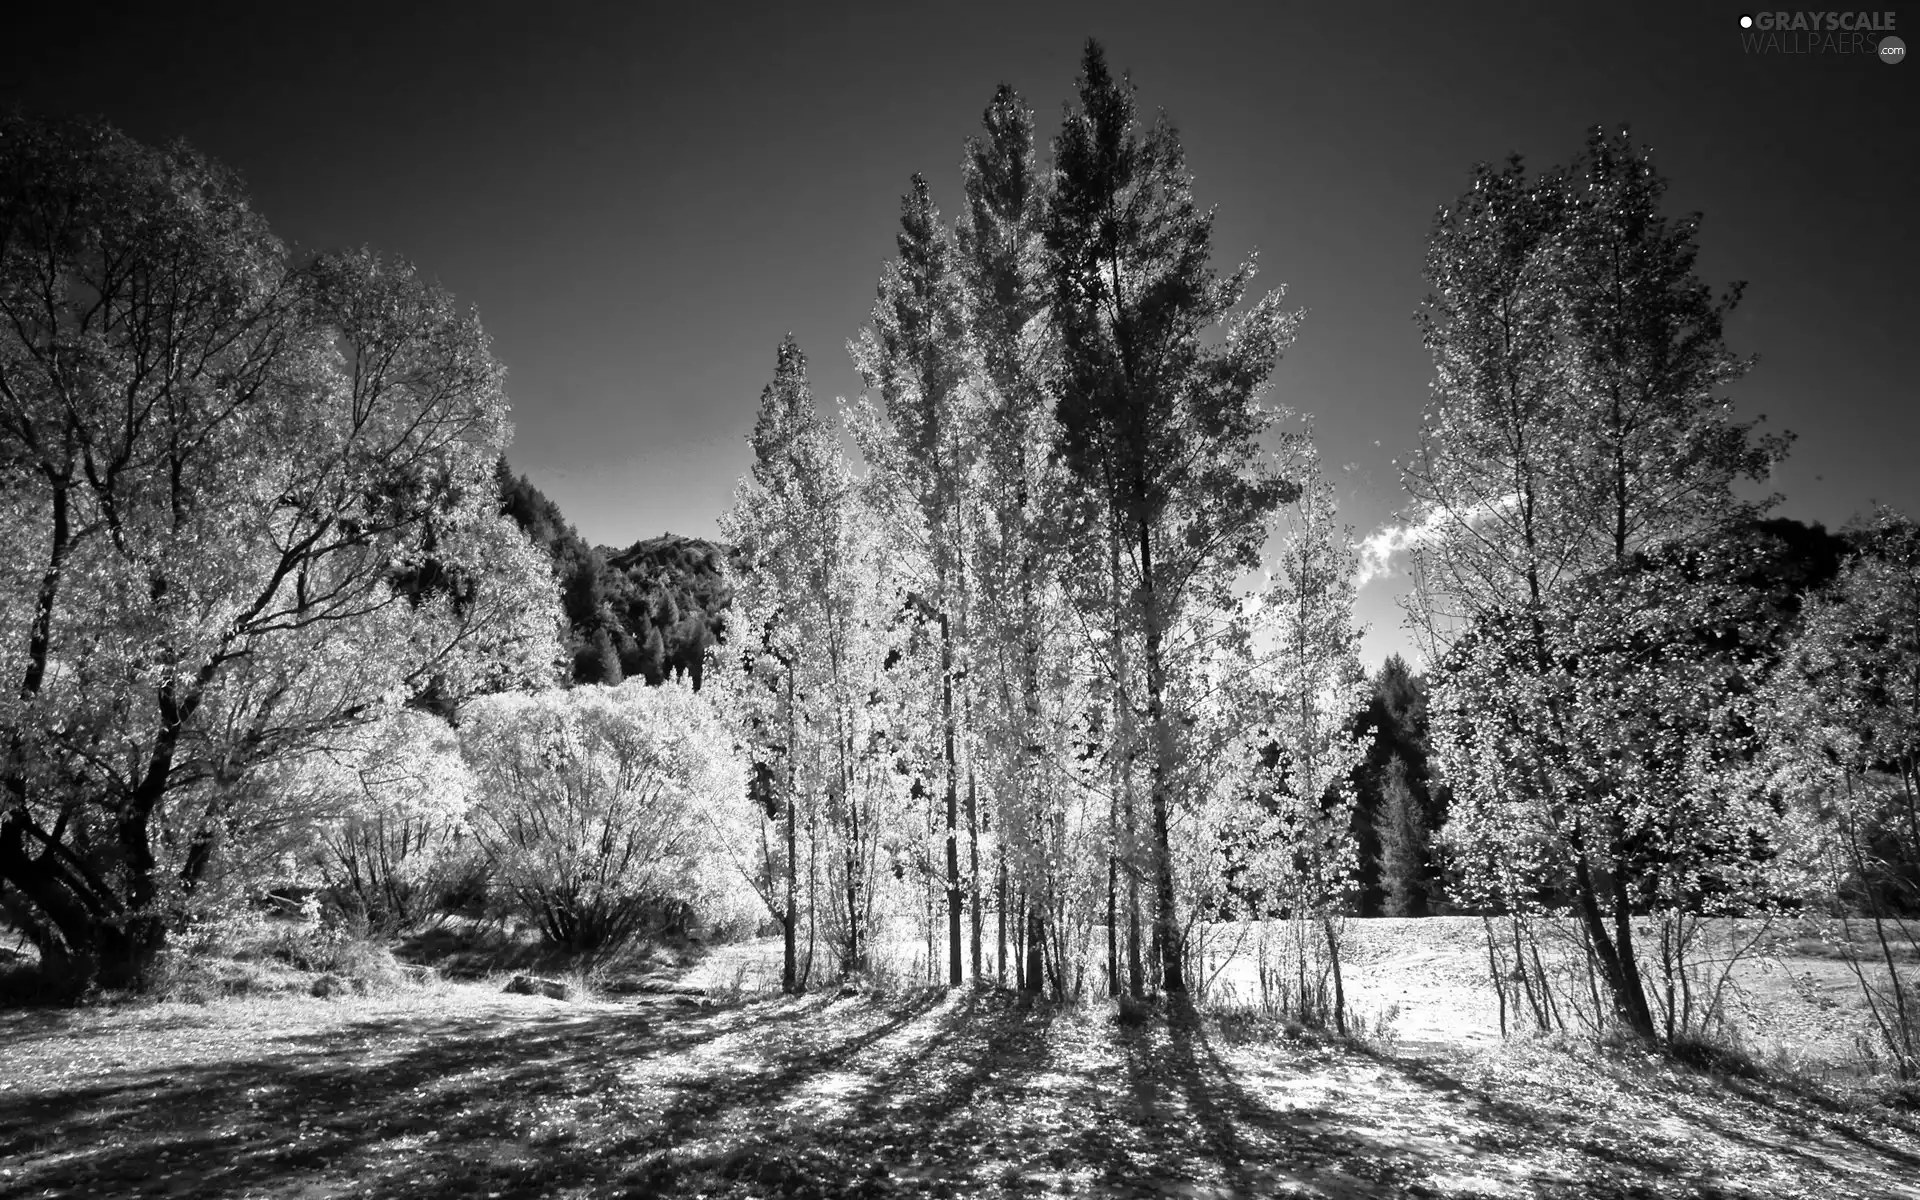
[1069,1000,1433,1199]
[2,991,946,1199]
[6,987,1920,1198]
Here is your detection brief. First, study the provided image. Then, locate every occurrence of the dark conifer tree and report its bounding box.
[1046,40,1302,993]
[1374,755,1431,916]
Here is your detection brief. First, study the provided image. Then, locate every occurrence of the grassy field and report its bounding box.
[1,918,1917,1199]
[688,916,1897,1066]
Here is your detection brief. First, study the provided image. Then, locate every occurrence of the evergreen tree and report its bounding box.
[495,460,729,690]
[579,627,624,686]
[1350,654,1437,913]
[1374,755,1430,917]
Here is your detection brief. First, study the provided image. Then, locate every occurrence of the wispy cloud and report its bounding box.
[1354,496,1516,590]
[1354,510,1450,590]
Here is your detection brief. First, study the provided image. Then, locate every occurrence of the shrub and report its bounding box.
[1667,1027,1761,1078]
[460,680,754,954]
[259,905,405,993]
[279,711,475,933]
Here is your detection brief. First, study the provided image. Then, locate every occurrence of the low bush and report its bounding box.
[260,915,406,993]
[145,953,312,1004]
[460,681,754,955]
[1667,1027,1762,1079]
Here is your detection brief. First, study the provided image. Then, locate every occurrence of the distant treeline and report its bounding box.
[1342,515,1854,918]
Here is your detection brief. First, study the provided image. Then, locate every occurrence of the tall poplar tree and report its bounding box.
[1251,438,1368,1026]
[1045,41,1302,994]
[849,177,980,988]
[722,336,849,993]
[956,84,1077,997]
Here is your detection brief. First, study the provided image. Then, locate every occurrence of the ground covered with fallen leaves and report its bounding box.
[4,974,1919,1199]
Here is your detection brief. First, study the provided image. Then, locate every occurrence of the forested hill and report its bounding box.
[495,459,730,687]
[600,535,732,687]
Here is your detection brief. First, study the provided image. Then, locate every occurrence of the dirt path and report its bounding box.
[2,982,1916,1199]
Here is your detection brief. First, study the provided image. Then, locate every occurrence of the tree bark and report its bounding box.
[968,767,981,981]
[1026,900,1046,1000]
[996,848,1008,988]
[1106,852,1119,998]
[1322,912,1347,1037]
[783,673,799,994]
[1571,851,1655,1038]
[1139,519,1185,994]
[942,613,961,987]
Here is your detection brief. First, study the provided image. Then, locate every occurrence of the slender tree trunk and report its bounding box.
[941,612,962,987]
[844,833,861,977]
[1013,889,1027,993]
[1139,521,1184,994]
[1607,886,1659,1034]
[1054,886,1073,1000]
[1104,492,1143,1000]
[803,801,819,988]
[1119,643,1143,998]
[1608,868,1655,1033]
[1126,828,1144,1001]
[1026,900,1046,999]
[968,768,981,981]
[838,700,863,976]
[1531,938,1561,1033]
[996,847,1008,988]
[1106,852,1119,997]
[1512,916,1547,1031]
[1571,851,1654,1038]
[1322,912,1347,1037]
[924,776,937,983]
[1484,916,1509,1039]
[783,676,799,994]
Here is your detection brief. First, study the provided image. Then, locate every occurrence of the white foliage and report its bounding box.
[460,680,756,943]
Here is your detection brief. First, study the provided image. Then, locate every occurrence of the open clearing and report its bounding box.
[2,919,1917,1199]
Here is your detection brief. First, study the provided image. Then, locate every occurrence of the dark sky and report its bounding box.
[7,1,1914,667]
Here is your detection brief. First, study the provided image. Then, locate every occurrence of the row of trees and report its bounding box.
[0,50,1372,999]
[712,52,1920,1075]
[716,43,1369,1005]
